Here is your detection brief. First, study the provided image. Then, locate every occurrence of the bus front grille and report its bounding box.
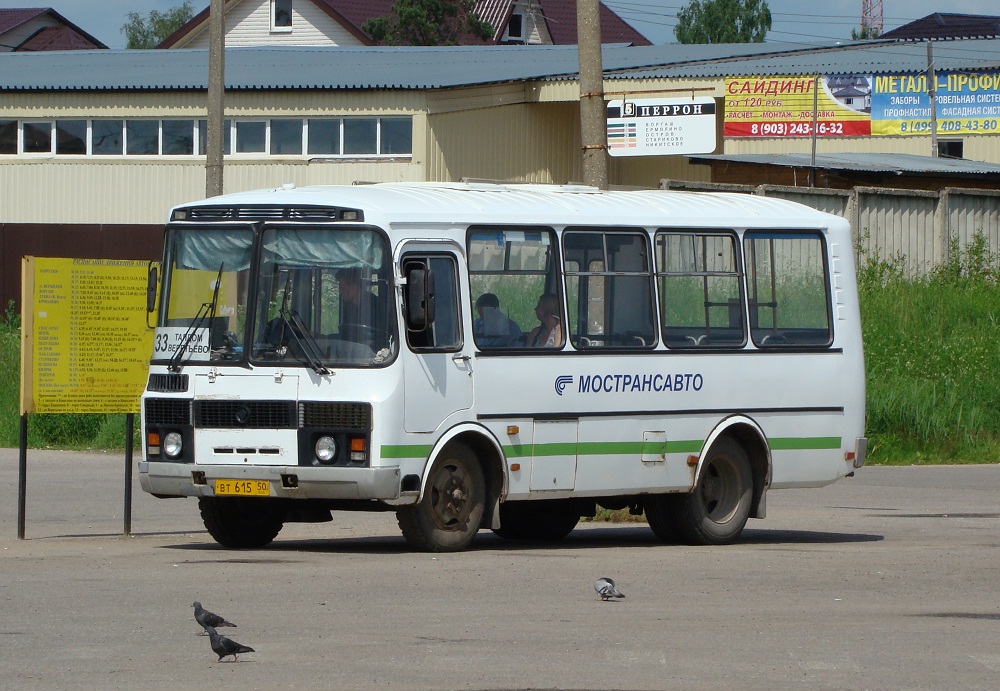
[299,402,372,431]
[194,400,297,429]
[145,398,191,425]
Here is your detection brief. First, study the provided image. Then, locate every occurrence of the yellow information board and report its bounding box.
[20,257,156,414]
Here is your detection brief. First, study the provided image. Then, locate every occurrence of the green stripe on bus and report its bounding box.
[380,444,434,459]
[769,437,841,450]
[382,437,840,460]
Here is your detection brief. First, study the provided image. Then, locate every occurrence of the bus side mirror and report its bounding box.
[405,266,435,331]
[146,264,158,314]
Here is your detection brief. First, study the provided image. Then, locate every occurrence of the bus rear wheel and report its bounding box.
[396,444,485,552]
[493,500,580,541]
[669,437,753,545]
[198,496,285,548]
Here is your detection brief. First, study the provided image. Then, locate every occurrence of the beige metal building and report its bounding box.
[2,39,1000,250]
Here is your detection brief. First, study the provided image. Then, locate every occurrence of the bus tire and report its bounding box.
[669,437,752,545]
[493,500,580,541]
[644,496,679,543]
[198,496,285,549]
[396,444,484,552]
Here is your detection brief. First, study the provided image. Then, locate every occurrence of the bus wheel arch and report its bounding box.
[667,418,770,545]
[396,427,504,552]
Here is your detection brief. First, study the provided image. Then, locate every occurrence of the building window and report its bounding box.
[92,120,124,155]
[162,120,195,155]
[270,119,303,154]
[307,118,341,155]
[0,120,15,154]
[506,13,524,42]
[23,122,52,153]
[234,121,267,153]
[272,0,292,30]
[0,116,411,158]
[938,140,963,158]
[126,120,159,155]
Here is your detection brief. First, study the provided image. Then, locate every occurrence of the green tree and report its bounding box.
[363,0,493,46]
[674,0,771,44]
[121,1,195,49]
[851,25,882,40]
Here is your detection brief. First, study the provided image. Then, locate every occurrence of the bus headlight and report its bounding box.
[315,436,337,463]
[163,431,183,459]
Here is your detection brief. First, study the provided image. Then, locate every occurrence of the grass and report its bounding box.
[2,231,998,463]
[857,231,1000,463]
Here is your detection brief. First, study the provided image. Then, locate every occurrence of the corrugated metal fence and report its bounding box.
[661,180,1000,278]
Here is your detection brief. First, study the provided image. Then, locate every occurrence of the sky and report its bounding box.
[1,0,999,49]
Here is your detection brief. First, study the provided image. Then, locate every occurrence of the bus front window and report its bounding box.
[158,226,254,366]
[251,226,395,368]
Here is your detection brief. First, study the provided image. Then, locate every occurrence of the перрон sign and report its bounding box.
[606,98,718,157]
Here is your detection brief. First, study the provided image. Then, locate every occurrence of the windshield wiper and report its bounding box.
[168,262,223,372]
[273,272,330,375]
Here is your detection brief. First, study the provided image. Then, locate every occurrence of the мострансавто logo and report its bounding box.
[554,373,703,396]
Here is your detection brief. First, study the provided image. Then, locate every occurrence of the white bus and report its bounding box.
[140,182,867,552]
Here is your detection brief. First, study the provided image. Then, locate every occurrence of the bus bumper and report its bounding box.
[138,461,401,501]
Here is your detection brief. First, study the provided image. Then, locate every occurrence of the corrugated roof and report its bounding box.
[4,39,1000,92]
[881,13,1000,41]
[691,152,1000,176]
[610,39,1000,79]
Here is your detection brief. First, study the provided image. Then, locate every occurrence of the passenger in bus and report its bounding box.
[525,293,564,348]
[473,293,523,347]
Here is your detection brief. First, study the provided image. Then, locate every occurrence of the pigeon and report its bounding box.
[206,626,255,662]
[193,601,236,635]
[594,576,625,601]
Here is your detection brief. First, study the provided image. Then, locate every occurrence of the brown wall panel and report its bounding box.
[0,224,163,314]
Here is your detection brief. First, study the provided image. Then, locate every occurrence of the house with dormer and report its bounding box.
[158,0,649,48]
[0,7,106,51]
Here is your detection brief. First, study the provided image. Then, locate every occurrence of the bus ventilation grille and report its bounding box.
[147,373,189,393]
[145,398,192,425]
[299,402,372,431]
[185,205,359,222]
[193,400,297,429]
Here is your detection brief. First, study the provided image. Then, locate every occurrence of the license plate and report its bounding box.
[214,479,270,496]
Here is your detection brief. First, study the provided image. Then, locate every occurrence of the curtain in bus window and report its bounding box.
[656,232,745,348]
[563,229,655,348]
[743,232,832,347]
[175,229,253,271]
[261,228,384,269]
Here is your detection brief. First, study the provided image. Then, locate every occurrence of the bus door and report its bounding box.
[399,243,474,433]
[529,418,579,491]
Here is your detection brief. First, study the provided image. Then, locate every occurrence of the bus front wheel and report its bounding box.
[669,437,753,545]
[396,444,485,552]
[198,496,285,548]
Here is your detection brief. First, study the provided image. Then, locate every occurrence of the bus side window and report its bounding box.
[564,229,656,348]
[402,254,462,351]
[744,232,832,347]
[657,231,745,348]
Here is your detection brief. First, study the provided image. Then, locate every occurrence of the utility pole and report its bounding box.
[576,0,608,189]
[206,0,225,197]
[927,42,939,157]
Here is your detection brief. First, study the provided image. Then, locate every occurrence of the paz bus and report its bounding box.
[139,182,867,552]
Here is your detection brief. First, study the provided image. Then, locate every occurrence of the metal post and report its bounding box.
[206,0,225,197]
[927,42,938,157]
[576,0,608,189]
[124,413,134,536]
[17,414,27,539]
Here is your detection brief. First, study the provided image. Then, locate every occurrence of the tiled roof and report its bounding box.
[159,0,649,48]
[881,13,1000,41]
[0,8,48,34]
[14,25,103,51]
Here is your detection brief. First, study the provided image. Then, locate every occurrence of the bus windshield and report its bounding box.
[159,225,254,366]
[250,226,395,368]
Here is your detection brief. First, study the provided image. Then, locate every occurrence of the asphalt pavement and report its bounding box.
[2,448,1000,690]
